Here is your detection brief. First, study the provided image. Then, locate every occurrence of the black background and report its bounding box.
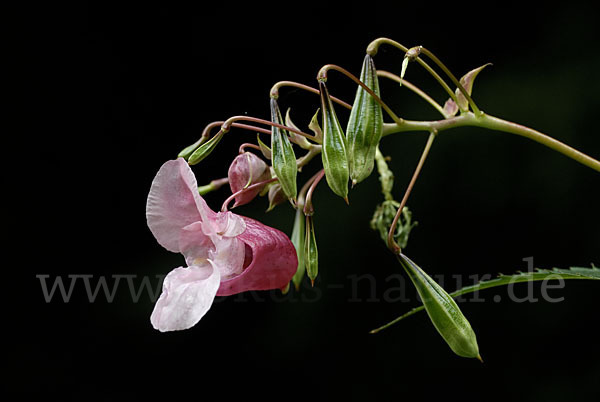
[18,1,599,401]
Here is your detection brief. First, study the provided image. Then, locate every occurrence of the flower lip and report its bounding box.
[216,216,298,296]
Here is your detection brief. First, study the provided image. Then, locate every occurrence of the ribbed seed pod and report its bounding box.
[398,254,481,359]
[187,130,225,165]
[270,98,297,201]
[319,81,349,201]
[346,54,383,185]
[304,215,318,286]
[290,207,306,291]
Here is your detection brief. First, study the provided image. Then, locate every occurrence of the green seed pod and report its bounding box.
[178,137,204,160]
[290,207,306,291]
[398,253,481,360]
[187,130,225,165]
[319,81,349,201]
[270,98,298,201]
[304,215,318,286]
[346,55,384,185]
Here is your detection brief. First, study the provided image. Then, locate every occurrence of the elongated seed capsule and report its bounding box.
[319,81,349,201]
[398,253,481,359]
[304,215,318,286]
[346,55,384,185]
[291,206,306,291]
[270,98,298,201]
[178,137,204,160]
[188,130,225,165]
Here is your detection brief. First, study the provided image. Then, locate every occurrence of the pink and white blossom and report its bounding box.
[146,158,297,332]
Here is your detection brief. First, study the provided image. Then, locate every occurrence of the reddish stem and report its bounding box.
[221,177,278,212]
[239,143,262,154]
[303,170,326,216]
[270,80,352,110]
[222,116,315,140]
[317,64,403,125]
[387,132,435,253]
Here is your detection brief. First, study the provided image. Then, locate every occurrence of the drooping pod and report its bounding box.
[398,253,481,360]
[319,81,349,201]
[187,130,225,165]
[290,206,306,290]
[346,54,384,185]
[304,215,318,286]
[270,98,298,201]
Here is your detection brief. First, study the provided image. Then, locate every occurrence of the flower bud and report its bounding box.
[270,98,298,201]
[400,46,422,87]
[227,152,271,208]
[319,81,349,201]
[346,55,384,185]
[266,182,287,212]
[398,254,481,359]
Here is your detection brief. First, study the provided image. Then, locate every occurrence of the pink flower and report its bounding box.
[146,158,297,332]
[228,152,271,207]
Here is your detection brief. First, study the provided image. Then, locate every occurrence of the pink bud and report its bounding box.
[228,152,271,207]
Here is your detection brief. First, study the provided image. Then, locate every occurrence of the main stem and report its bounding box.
[383,113,600,172]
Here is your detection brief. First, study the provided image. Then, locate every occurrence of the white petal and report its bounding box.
[179,222,214,266]
[146,158,218,252]
[201,211,246,238]
[209,236,246,279]
[150,264,220,332]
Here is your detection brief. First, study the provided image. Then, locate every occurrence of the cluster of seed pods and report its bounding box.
[175,39,497,360]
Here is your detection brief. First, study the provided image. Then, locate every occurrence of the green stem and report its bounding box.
[296,144,322,170]
[366,37,409,55]
[198,177,229,195]
[382,113,600,172]
[377,70,447,117]
[412,56,458,107]
[366,38,459,107]
[419,47,481,115]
